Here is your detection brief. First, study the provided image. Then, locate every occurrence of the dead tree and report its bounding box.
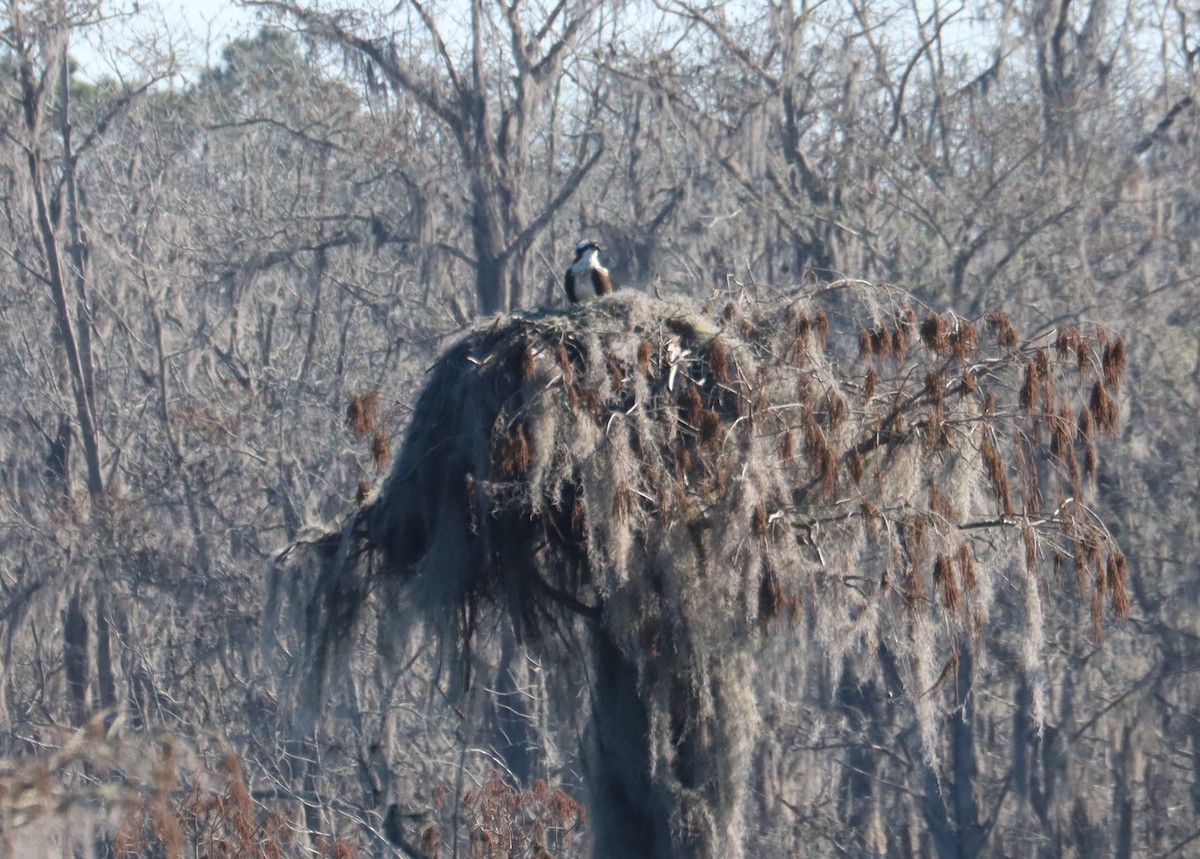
[250,0,606,316]
[267,287,1127,858]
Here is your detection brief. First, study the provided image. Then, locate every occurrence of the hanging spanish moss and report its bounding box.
[266,286,1126,858]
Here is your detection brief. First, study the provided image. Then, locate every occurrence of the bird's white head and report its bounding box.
[574,239,601,265]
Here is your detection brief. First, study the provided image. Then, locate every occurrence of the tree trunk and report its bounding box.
[22,46,105,499]
[471,188,510,315]
[585,626,674,858]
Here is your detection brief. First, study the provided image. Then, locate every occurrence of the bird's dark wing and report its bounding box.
[592,267,612,296]
[564,268,578,303]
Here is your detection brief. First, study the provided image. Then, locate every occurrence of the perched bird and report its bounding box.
[564,239,612,303]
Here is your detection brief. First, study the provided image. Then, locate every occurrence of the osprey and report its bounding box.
[564,239,612,303]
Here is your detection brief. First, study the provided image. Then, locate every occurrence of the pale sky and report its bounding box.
[69,0,999,88]
[74,0,261,82]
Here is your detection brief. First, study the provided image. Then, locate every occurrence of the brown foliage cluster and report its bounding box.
[114,751,297,859]
[346,390,380,437]
[0,730,334,859]
[346,390,391,496]
[454,771,586,859]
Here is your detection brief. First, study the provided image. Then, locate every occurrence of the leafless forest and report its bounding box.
[1,0,1197,856]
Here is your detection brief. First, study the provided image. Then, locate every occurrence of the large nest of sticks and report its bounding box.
[268,287,1127,855]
